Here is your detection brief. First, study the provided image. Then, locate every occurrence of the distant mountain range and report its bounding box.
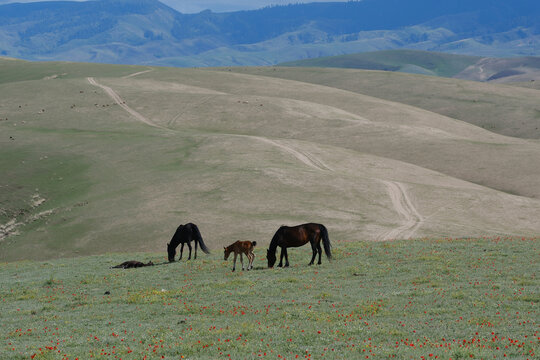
[1,0,539,67]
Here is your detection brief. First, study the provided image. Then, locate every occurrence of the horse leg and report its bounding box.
[283,248,290,267]
[187,242,192,260]
[232,252,237,272]
[317,242,323,265]
[240,253,245,271]
[249,252,255,270]
[179,243,185,260]
[278,248,284,267]
[309,242,317,265]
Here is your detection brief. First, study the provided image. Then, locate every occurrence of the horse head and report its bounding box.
[167,242,176,262]
[224,246,231,260]
[266,249,276,268]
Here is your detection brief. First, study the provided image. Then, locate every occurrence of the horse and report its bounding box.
[111,260,154,269]
[266,223,331,268]
[224,241,257,272]
[167,223,210,262]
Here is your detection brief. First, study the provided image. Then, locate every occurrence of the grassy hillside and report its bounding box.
[1,238,538,359]
[230,66,540,140]
[1,59,540,262]
[455,56,540,83]
[279,50,481,78]
[278,50,540,83]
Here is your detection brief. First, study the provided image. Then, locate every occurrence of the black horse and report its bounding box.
[111,260,154,269]
[266,223,331,268]
[167,223,210,262]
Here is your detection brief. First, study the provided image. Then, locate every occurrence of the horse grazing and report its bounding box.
[167,223,210,262]
[266,223,331,268]
[111,260,154,269]
[224,241,256,272]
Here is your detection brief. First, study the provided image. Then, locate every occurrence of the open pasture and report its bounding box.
[0,59,538,359]
[1,237,537,359]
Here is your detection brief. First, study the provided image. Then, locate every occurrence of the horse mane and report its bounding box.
[268,227,283,252]
[169,224,185,248]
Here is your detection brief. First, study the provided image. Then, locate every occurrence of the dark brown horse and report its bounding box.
[167,223,210,262]
[111,260,154,269]
[224,241,257,271]
[266,223,331,268]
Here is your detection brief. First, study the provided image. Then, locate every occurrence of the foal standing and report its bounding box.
[224,241,257,271]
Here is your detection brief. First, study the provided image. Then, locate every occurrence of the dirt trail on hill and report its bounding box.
[122,69,154,79]
[87,77,168,130]
[86,75,424,240]
[240,135,425,240]
[241,135,333,172]
[379,180,424,240]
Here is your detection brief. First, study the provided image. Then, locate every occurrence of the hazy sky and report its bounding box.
[0,0,350,13]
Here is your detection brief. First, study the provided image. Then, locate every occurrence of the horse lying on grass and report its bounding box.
[224,241,256,271]
[111,260,154,269]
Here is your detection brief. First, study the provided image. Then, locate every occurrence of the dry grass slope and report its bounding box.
[1,59,539,261]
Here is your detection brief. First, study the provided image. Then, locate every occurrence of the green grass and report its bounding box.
[0,59,148,85]
[1,237,538,359]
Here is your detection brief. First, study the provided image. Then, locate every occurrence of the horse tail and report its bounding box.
[319,224,332,260]
[192,224,210,254]
[252,241,257,247]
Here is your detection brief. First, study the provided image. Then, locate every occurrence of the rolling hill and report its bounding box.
[230,65,540,140]
[1,58,539,262]
[0,0,539,66]
[280,49,540,83]
[280,50,482,77]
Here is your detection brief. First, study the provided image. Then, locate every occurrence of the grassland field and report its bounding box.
[1,237,538,359]
[0,58,539,359]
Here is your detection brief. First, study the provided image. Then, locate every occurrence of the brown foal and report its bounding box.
[224,241,257,271]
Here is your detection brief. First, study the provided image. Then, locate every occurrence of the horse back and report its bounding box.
[234,241,255,253]
[280,223,322,247]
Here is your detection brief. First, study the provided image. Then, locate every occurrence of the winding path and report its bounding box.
[240,135,333,172]
[87,76,422,240]
[122,69,154,79]
[87,77,168,130]
[379,180,424,240]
